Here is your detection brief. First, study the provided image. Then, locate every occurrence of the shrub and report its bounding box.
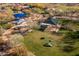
[29,4,46,8]
[64,31,79,41]
[62,45,75,52]
[33,8,47,14]
[0,37,4,44]
[2,23,13,29]
[0,26,4,36]
[75,54,79,56]
[8,46,28,56]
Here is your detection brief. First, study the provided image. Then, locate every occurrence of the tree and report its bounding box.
[60,31,79,52]
[0,25,4,36]
[64,31,79,40]
[29,4,46,8]
[62,45,75,52]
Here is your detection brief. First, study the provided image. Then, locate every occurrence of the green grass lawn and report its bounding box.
[23,30,79,56]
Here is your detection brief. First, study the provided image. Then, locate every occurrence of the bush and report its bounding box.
[58,19,71,25]
[62,45,75,52]
[0,37,4,44]
[32,24,40,30]
[8,46,28,56]
[2,23,13,29]
[64,31,79,41]
[75,54,79,56]
[29,4,46,8]
[0,26,4,36]
[33,8,46,14]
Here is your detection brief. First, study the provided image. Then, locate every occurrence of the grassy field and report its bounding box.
[23,30,79,56]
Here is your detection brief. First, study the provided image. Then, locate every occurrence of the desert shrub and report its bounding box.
[2,23,13,29]
[40,37,45,40]
[8,46,28,56]
[29,4,46,8]
[59,41,76,52]
[75,54,79,56]
[58,19,71,25]
[32,23,40,30]
[0,7,13,22]
[62,45,75,52]
[33,8,46,14]
[12,6,21,11]
[64,31,79,41]
[9,34,25,48]
[0,26,4,36]
[60,31,79,53]
[0,37,4,44]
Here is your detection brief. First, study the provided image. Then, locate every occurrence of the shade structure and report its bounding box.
[14,13,27,19]
[44,17,58,25]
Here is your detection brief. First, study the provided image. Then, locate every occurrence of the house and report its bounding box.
[13,13,27,25]
[44,24,61,32]
[13,18,26,25]
[12,12,33,34]
[40,17,61,32]
[13,13,27,19]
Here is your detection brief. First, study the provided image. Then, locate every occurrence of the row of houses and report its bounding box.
[0,4,62,34]
[40,17,61,32]
[12,11,61,33]
[46,7,79,20]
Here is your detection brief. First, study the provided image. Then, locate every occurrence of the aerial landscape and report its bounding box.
[0,3,79,56]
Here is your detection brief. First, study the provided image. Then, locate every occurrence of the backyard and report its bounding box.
[23,30,79,56]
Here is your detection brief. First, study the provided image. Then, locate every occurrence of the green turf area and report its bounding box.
[23,30,79,56]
